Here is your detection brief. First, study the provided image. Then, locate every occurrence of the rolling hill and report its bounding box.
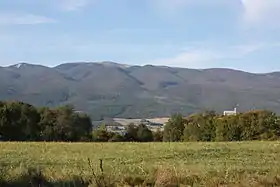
[1,62,280,120]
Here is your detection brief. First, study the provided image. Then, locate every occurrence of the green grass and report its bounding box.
[1,141,280,186]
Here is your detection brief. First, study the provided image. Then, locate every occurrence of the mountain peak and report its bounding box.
[10,63,28,69]
[9,63,47,69]
[100,61,131,68]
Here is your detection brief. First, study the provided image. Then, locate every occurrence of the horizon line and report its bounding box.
[1,61,279,74]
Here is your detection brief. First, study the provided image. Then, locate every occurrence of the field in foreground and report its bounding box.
[1,142,280,186]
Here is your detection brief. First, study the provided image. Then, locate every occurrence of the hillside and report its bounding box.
[1,62,280,120]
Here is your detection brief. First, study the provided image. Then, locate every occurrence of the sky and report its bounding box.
[0,0,280,72]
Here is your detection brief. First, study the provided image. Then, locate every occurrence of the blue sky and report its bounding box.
[0,0,280,72]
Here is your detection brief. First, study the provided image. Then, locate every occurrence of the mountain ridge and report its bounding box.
[2,62,279,74]
[1,61,280,120]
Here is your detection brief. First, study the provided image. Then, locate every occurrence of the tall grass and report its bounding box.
[1,142,280,186]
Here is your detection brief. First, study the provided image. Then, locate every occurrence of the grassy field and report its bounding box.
[1,142,280,186]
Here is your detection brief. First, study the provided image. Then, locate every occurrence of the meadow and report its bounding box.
[1,142,280,186]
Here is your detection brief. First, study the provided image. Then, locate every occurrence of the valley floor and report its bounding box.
[1,142,280,186]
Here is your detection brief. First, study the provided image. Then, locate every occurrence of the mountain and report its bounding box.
[1,62,280,120]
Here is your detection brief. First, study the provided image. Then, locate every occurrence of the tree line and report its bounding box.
[164,110,280,142]
[91,123,163,142]
[1,101,280,142]
[0,101,161,142]
[0,101,92,141]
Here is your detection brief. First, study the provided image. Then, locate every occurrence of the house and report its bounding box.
[223,107,237,116]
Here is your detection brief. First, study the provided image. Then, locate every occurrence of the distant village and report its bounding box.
[91,118,168,135]
[91,106,238,135]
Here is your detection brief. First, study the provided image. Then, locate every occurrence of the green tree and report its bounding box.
[124,123,139,141]
[239,110,280,140]
[183,112,217,142]
[0,101,92,142]
[54,105,77,141]
[19,103,41,140]
[71,113,92,141]
[38,107,58,141]
[0,102,22,140]
[92,124,113,142]
[153,129,163,142]
[137,124,153,142]
[257,110,280,140]
[215,115,242,141]
[38,105,92,141]
[0,101,40,141]
[163,114,186,142]
[183,120,201,141]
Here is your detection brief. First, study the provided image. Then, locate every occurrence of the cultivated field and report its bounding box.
[1,142,280,186]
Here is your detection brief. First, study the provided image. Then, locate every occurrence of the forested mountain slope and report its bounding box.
[1,62,280,120]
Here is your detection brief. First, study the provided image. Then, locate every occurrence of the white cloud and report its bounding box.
[146,49,223,68]
[153,0,280,27]
[0,13,56,25]
[241,0,280,26]
[58,0,92,11]
[146,43,267,68]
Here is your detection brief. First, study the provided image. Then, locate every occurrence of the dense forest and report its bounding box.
[0,101,93,141]
[164,111,280,142]
[0,101,280,142]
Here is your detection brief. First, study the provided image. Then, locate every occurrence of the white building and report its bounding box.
[223,107,237,116]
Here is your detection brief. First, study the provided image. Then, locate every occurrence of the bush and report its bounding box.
[153,130,163,142]
[124,123,153,142]
[108,134,125,142]
[92,125,113,142]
